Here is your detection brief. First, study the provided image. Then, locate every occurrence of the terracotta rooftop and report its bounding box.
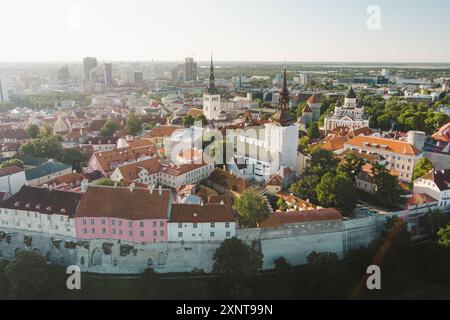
[345,136,421,156]
[76,186,171,220]
[307,94,321,104]
[432,121,450,143]
[171,203,236,223]
[116,157,160,180]
[0,165,24,177]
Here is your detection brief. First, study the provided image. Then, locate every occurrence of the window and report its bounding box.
[160,230,164,236]
[226,232,231,237]
[152,221,157,227]
[102,219,106,225]
[90,219,94,225]
[178,223,182,228]
[193,223,198,229]
[112,229,116,235]
[210,222,215,228]
[178,232,183,238]
[118,220,122,226]
[140,221,144,228]
[112,220,115,226]
[225,222,230,228]
[83,228,87,234]
[102,228,106,234]
[153,231,157,236]
[119,230,122,235]
[128,231,132,237]
[60,216,64,222]
[140,231,145,237]
[91,228,95,234]
[83,219,86,225]
[128,222,132,228]
[210,232,215,237]
[160,221,164,227]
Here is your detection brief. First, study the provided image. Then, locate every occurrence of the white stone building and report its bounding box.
[168,203,236,242]
[0,186,81,237]
[323,87,370,133]
[0,165,26,195]
[413,169,450,212]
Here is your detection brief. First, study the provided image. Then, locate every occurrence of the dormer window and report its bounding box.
[36,204,41,210]
[60,208,66,213]
[25,203,31,208]
[14,202,20,207]
[46,206,52,211]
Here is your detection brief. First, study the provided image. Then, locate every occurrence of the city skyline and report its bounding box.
[1,0,449,63]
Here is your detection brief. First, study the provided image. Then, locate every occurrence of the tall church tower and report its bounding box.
[203,56,222,120]
[265,67,299,170]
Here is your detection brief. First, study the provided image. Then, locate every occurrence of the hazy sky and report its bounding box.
[1,0,449,63]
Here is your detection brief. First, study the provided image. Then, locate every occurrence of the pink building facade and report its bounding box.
[75,217,168,243]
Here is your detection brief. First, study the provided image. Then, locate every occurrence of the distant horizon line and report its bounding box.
[1,60,450,66]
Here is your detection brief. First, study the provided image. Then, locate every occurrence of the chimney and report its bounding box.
[129,183,135,192]
[200,201,204,207]
[158,185,162,195]
[80,179,89,193]
[220,200,224,205]
[148,184,154,194]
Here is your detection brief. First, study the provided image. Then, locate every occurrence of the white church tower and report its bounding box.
[264,67,299,170]
[203,56,222,120]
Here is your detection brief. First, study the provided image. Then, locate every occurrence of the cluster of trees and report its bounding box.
[125,114,143,136]
[0,159,24,169]
[19,124,88,171]
[100,120,119,137]
[0,93,91,112]
[182,114,208,127]
[413,157,433,181]
[361,95,449,134]
[289,148,360,216]
[289,147,402,215]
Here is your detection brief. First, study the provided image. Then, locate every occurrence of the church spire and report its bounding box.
[278,66,290,110]
[207,54,218,94]
[271,66,294,126]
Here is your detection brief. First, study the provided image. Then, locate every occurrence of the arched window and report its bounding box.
[80,256,85,265]
[147,258,153,268]
[91,248,102,266]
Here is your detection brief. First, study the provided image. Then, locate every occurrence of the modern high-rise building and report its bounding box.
[183,57,197,82]
[0,76,8,102]
[58,65,71,83]
[134,71,144,84]
[83,57,98,82]
[104,63,113,86]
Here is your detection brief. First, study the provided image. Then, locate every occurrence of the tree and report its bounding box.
[212,237,262,281]
[316,173,357,216]
[19,135,63,160]
[25,124,40,139]
[60,148,88,171]
[235,190,270,227]
[100,120,119,137]
[298,136,310,154]
[125,114,142,136]
[413,158,433,181]
[305,147,339,177]
[289,175,320,203]
[0,159,24,169]
[438,226,450,248]
[371,163,402,209]
[4,251,51,299]
[195,114,208,126]
[420,209,450,241]
[305,252,348,299]
[182,115,195,127]
[307,121,320,139]
[96,179,124,187]
[276,197,288,211]
[337,153,365,182]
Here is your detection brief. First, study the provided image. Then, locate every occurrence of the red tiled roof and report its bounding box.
[171,203,236,223]
[76,186,170,220]
[345,136,421,156]
[0,165,24,177]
